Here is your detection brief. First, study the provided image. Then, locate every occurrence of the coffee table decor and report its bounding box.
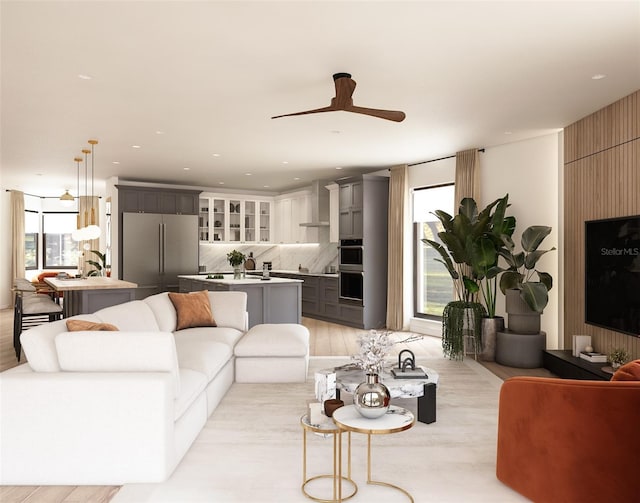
[350,330,424,419]
[390,349,428,378]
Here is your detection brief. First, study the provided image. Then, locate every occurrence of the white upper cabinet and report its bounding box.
[273,189,317,243]
[200,193,272,243]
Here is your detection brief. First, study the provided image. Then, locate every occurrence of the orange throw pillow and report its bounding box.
[66,320,119,331]
[611,359,640,381]
[168,290,217,330]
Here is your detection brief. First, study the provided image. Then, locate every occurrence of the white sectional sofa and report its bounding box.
[0,290,254,485]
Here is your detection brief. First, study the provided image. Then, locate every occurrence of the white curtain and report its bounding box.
[11,190,25,287]
[454,149,480,206]
[386,165,407,331]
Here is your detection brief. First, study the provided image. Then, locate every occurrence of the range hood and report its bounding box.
[299,179,330,227]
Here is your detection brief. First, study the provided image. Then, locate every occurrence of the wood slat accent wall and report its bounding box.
[564,90,640,359]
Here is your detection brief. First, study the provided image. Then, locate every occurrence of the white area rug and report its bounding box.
[113,357,527,502]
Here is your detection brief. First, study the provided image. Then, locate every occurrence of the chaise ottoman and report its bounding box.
[234,323,309,383]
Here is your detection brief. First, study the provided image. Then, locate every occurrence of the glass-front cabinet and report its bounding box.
[259,201,270,242]
[199,193,271,243]
[212,198,226,242]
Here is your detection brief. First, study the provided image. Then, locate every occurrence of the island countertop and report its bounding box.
[178,274,303,285]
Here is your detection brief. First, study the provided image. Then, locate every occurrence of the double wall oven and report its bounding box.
[338,239,364,302]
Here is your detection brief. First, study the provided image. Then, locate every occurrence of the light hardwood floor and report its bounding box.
[0,308,550,502]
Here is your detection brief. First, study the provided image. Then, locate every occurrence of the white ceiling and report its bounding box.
[2,1,639,197]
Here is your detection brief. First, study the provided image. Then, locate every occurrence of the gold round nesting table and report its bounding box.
[332,404,416,503]
[300,414,357,502]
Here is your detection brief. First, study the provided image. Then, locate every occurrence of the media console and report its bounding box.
[543,350,611,381]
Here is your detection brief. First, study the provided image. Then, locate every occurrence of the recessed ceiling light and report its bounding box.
[218,181,225,185]
[131,145,141,149]
[77,74,92,80]
[245,173,252,176]
[293,177,301,181]
[112,161,120,165]
[282,161,289,164]
[263,185,270,188]
[591,74,606,80]
[155,130,165,135]
[335,167,343,170]
[212,153,221,157]
[183,167,190,171]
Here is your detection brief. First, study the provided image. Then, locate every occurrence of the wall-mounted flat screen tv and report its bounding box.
[585,215,640,337]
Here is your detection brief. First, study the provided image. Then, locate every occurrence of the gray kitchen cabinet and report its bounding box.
[301,275,320,316]
[117,186,200,215]
[338,181,364,240]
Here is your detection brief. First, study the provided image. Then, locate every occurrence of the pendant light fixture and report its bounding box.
[59,189,74,206]
[84,139,101,240]
[71,139,101,241]
[71,156,84,241]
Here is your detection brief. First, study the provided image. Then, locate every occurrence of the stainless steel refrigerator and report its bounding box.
[122,212,199,298]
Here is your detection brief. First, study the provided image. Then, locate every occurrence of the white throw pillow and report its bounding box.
[55,331,181,396]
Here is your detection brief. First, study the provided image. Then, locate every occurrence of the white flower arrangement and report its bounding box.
[352,330,424,375]
[352,330,394,375]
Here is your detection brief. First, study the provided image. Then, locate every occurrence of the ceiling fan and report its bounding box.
[271,72,406,123]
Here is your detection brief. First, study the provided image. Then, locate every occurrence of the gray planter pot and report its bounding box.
[505,289,541,334]
[480,316,504,362]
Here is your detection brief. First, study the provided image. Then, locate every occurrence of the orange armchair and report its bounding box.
[496,376,640,502]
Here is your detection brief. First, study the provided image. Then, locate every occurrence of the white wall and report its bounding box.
[406,133,562,349]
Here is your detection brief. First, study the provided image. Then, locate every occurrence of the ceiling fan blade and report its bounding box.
[348,105,406,122]
[271,72,406,122]
[271,105,335,120]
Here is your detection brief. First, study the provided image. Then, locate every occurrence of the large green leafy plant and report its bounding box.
[499,225,555,313]
[423,194,515,317]
[87,250,108,276]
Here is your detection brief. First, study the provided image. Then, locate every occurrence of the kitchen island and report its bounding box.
[44,276,138,317]
[178,275,302,328]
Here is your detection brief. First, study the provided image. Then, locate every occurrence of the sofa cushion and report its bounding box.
[55,331,181,396]
[611,359,640,381]
[176,326,244,348]
[20,315,101,372]
[173,332,233,381]
[234,323,310,357]
[143,292,178,332]
[66,319,119,331]
[93,300,160,332]
[208,291,247,332]
[168,291,217,330]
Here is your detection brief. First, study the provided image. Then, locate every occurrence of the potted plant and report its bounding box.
[227,250,246,279]
[87,250,109,277]
[609,348,630,370]
[424,195,513,360]
[499,225,556,333]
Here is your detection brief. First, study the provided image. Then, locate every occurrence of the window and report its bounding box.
[43,212,79,269]
[413,183,455,318]
[25,210,39,270]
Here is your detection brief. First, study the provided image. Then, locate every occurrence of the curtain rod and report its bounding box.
[408,148,485,167]
[5,189,101,199]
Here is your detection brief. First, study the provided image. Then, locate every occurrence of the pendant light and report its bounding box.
[84,139,101,240]
[59,189,74,206]
[71,156,84,241]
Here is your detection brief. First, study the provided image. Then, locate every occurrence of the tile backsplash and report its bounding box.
[199,242,338,273]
